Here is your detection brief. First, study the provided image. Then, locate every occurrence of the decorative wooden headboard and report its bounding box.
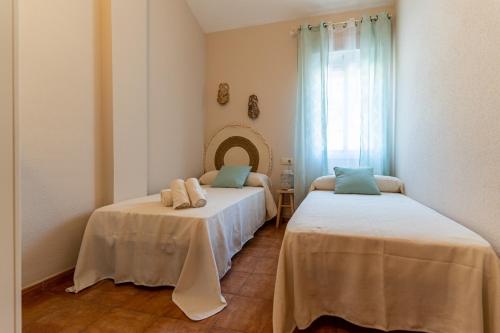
[204,124,272,176]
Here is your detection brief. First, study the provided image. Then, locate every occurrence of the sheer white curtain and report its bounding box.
[326,20,361,171]
[294,14,393,203]
[325,16,394,174]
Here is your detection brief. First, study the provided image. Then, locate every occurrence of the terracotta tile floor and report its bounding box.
[23,221,414,333]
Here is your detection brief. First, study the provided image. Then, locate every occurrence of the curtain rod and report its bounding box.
[290,13,392,36]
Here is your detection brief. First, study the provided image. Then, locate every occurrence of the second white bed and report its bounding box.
[274,190,500,333]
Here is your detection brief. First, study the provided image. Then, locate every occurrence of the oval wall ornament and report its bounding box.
[205,124,272,176]
[214,136,260,172]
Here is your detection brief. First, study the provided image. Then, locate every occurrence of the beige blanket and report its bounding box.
[68,186,275,320]
[274,191,500,333]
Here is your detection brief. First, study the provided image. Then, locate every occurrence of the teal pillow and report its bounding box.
[334,167,381,195]
[212,165,252,188]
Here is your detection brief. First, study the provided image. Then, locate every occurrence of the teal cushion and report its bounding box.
[212,165,252,188]
[334,167,381,195]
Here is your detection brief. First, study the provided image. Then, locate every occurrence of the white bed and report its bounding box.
[69,184,276,320]
[273,189,500,333]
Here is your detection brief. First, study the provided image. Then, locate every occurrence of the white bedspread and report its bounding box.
[69,186,271,320]
[274,191,500,333]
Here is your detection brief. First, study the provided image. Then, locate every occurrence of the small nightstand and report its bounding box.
[276,189,294,228]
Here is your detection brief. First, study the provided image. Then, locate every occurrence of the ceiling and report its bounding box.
[186,0,394,33]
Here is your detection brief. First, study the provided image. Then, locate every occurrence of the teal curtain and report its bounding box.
[360,14,394,175]
[294,24,330,203]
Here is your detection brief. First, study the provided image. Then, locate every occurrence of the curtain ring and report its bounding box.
[322,22,328,28]
[307,24,312,30]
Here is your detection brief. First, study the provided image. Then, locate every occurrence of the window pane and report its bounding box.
[327,49,361,172]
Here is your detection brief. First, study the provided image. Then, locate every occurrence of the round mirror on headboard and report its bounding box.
[204,124,272,176]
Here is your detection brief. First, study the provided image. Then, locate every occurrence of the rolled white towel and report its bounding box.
[160,189,173,207]
[170,179,191,209]
[185,178,207,208]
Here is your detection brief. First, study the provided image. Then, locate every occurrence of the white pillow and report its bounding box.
[199,170,218,185]
[246,172,272,188]
[199,170,271,188]
[309,175,336,191]
[375,175,405,193]
[310,175,404,193]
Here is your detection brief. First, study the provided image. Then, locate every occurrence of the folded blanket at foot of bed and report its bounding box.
[185,178,207,208]
[160,189,173,206]
[170,179,191,209]
[161,178,207,209]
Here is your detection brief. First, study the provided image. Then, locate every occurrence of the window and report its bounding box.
[327,48,361,171]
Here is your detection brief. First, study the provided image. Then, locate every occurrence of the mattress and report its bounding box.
[69,186,268,320]
[273,191,500,333]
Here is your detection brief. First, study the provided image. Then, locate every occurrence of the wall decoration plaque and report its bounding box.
[248,94,260,119]
[217,83,230,105]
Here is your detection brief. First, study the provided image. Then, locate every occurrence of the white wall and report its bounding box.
[19,0,207,287]
[111,0,149,202]
[147,0,206,193]
[395,0,500,254]
[111,0,206,197]
[18,0,101,287]
[0,0,18,330]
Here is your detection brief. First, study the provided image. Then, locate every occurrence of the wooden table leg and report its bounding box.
[276,193,282,229]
